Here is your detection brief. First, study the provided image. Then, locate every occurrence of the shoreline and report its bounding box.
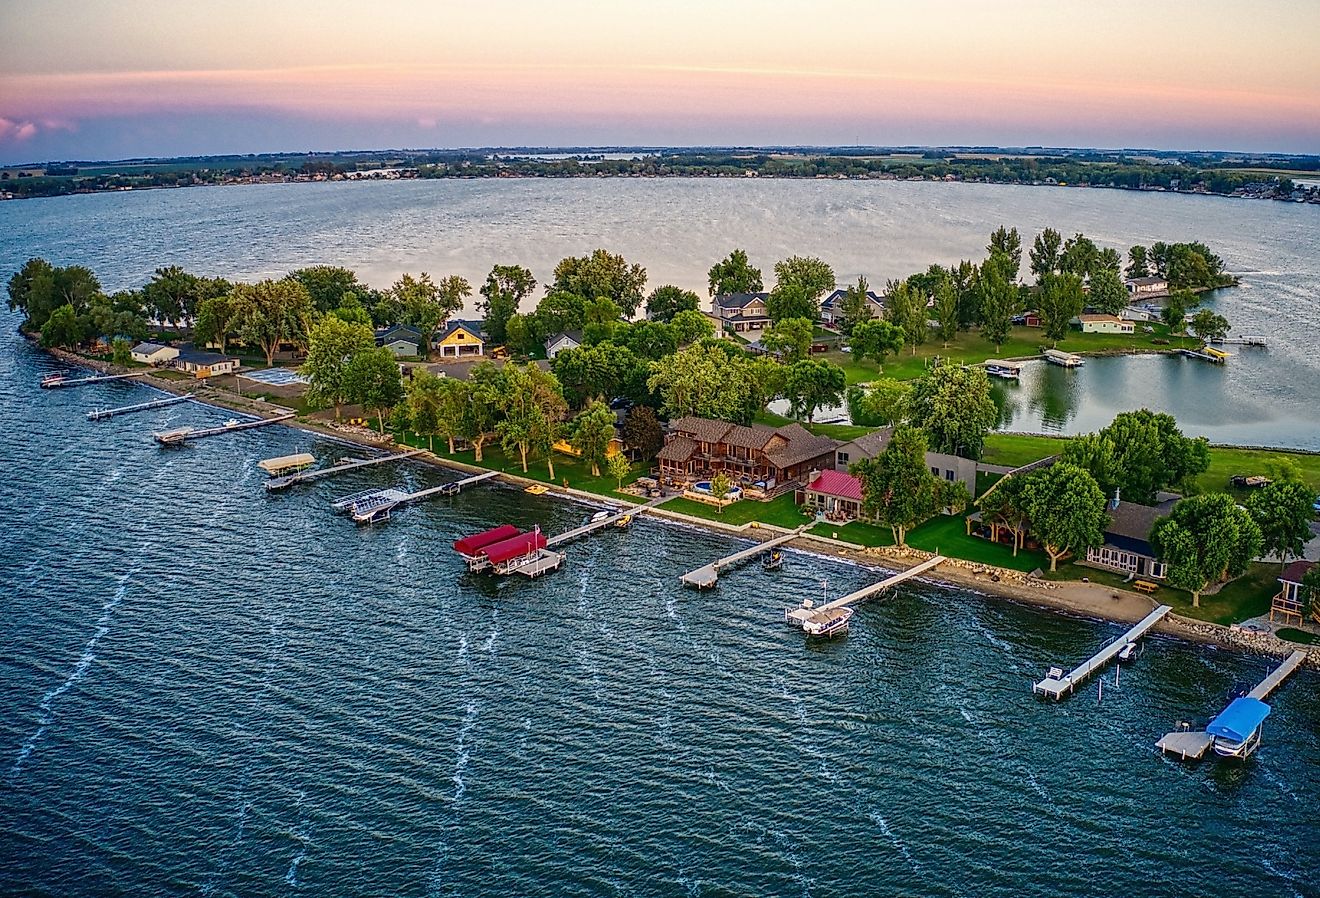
[38,344,1316,667]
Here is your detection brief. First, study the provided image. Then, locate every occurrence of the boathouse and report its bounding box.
[1272,560,1316,625]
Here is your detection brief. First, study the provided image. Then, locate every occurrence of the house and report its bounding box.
[1119,305,1159,323]
[1076,314,1135,335]
[798,469,864,521]
[434,320,485,359]
[1125,276,1169,298]
[1083,495,1176,579]
[174,345,239,378]
[711,292,773,333]
[1272,560,1316,625]
[819,289,885,326]
[130,341,179,365]
[544,330,583,359]
[656,416,839,497]
[833,428,978,497]
[375,324,422,358]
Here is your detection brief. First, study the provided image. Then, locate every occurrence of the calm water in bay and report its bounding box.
[3,312,1320,895]
[1,178,1318,447]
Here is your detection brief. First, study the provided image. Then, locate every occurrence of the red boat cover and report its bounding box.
[482,531,548,565]
[453,524,521,556]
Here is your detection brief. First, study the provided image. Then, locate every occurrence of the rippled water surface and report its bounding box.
[2,314,1319,896]
[1,178,1318,446]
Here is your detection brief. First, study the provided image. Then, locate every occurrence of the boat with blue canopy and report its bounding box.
[1206,696,1270,759]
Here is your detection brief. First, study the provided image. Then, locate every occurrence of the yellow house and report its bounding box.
[435,320,485,359]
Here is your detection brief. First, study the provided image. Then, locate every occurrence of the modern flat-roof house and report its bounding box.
[656,416,838,497]
[797,469,864,521]
[434,320,485,359]
[833,428,978,497]
[375,324,423,358]
[1077,313,1135,335]
[130,341,179,365]
[819,288,885,327]
[174,345,239,378]
[712,292,774,333]
[1083,495,1176,579]
[544,330,583,359]
[1125,276,1169,297]
[1272,560,1317,625]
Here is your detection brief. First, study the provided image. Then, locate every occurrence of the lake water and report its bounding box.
[1,178,1318,448]
[3,312,1320,895]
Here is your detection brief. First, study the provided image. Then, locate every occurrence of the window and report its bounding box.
[931,467,939,476]
[945,470,955,481]
[837,452,849,464]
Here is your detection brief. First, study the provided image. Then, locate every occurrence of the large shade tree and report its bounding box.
[783,359,846,423]
[551,249,647,317]
[301,316,376,419]
[1247,480,1318,569]
[232,278,317,366]
[707,249,763,297]
[907,363,998,460]
[1022,463,1108,571]
[851,424,943,546]
[1151,493,1262,607]
[479,264,537,346]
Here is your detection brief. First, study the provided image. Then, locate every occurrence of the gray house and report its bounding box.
[834,428,977,497]
[375,325,423,358]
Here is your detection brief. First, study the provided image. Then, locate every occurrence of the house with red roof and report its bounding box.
[797,469,864,521]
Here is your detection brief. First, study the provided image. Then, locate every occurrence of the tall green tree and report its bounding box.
[607,451,632,490]
[301,317,376,419]
[772,256,835,306]
[670,309,715,345]
[290,266,366,313]
[389,273,471,360]
[765,283,818,324]
[403,368,445,451]
[977,253,1017,351]
[1247,480,1317,569]
[622,405,664,459]
[1189,309,1230,344]
[851,424,942,546]
[232,278,317,366]
[1059,233,1100,278]
[908,363,998,459]
[1029,228,1063,280]
[552,249,647,316]
[979,474,1032,556]
[987,226,1022,275]
[885,279,928,355]
[845,380,911,428]
[849,319,904,368]
[644,284,700,322]
[570,400,618,477]
[783,359,846,423]
[1151,494,1263,607]
[707,249,763,297]
[39,304,85,349]
[952,259,980,329]
[193,294,241,352]
[465,362,508,462]
[647,343,755,421]
[142,266,203,328]
[1126,245,1151,278]
[1076,409,1210,504]
[617,320,679,360]
[761,316,814,363]
[343,346,405,434]
[836,276,877,337]
[1087,263,1129,316]
[1036,272,1085,343]
[7,259,103,332]
[1023,462,1108,571]
[479,264,536,346]
[496,362,567,477]
[932,275,960,347]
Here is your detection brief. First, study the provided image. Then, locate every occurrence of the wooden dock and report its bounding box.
[42,372,145,389]
[87,394,190,420]
[680,525,808,589]
[1033,605,1172,699]
[785,556,946,628]
[153,413,295,446]
[1157,650,1308,760]
[1209,335,1267,347]
[333,470,499,523]
[545,495,668,547]
[266,448,426,491]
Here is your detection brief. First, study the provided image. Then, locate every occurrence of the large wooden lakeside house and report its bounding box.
[656,416,838,498]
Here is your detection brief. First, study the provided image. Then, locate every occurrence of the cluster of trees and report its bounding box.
[851,424,969,546]
[1125,241,1233,291]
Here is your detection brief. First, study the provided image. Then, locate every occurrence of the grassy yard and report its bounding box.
[824,324,1199,383]
[811,513,1049,573]
[1186,563,1282,625]
[1276,628,1318,645]
[981,433,1070,469]
[664,493,811,528]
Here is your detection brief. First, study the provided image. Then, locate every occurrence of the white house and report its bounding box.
[130,342,180,366]
[544,330,583,359]
[711,293,773,333]
[1077,314,1135,335]
[1125,276,1169,297]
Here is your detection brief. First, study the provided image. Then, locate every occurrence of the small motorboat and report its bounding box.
[803,606,854,638]
[614,514,633,530]
[223,418,241,428]
[1117,641,1138,662]
[762,550,784,571]
[40,374,67,388]
[589,510,611,524]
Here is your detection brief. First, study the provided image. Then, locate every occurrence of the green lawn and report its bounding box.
[981,433,1070,469]
[753,410,873,442]
[663,492,811,528]
[1182,562,1282,625]
[811,514,1049,573]
[1277,627,1318,645]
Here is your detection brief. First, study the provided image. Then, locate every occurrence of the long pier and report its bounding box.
[545,495,669,547]
[1033,605,1172,699]
[153,413,295,446]
[680,525,809,589]
[334,470,499,523]
[785,556,946,628]
[1156,650,1308,760]
[42,372,145,389]
[88,394,191,421]
[266,448,426,491]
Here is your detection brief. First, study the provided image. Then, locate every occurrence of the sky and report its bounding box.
[1,0,1318,164]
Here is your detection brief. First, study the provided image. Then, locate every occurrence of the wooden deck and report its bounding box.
[87,394,191,421]
[43,372,145,389]
[679,525,808,589]
[1248,650,1307,700]
[785,556,945,628]
[266,448,426,491]
[333,470,499,522]
[1033,605,1172,699]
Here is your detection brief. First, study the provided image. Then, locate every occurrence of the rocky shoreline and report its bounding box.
[38,344,1317,668]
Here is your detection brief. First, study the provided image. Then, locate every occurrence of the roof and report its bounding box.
[1280,559,1317,585]
[1126,276,1168,286]
[1078,314,1127,323]
[820,289,884,310]
[453,524,522,556]
[724,424,777,450]
[131,341,172,354]
[256,452,315,474]
[1104,500,1170,555]
[544,330,584,349]
[669,416,735,444]
[713,292,770,310]
[482,530,548,565]
[656,435,699,463]
[765,432,840,470]
[376,324,422,340]
[438,319,484,341]
[841,427,894,458]
[176,346,237,365]
[805,469,864,501]
[1207,697,1270,743]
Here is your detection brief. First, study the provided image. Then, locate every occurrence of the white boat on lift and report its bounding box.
[1117,641,1138,662]
[1207,697,1270,759]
